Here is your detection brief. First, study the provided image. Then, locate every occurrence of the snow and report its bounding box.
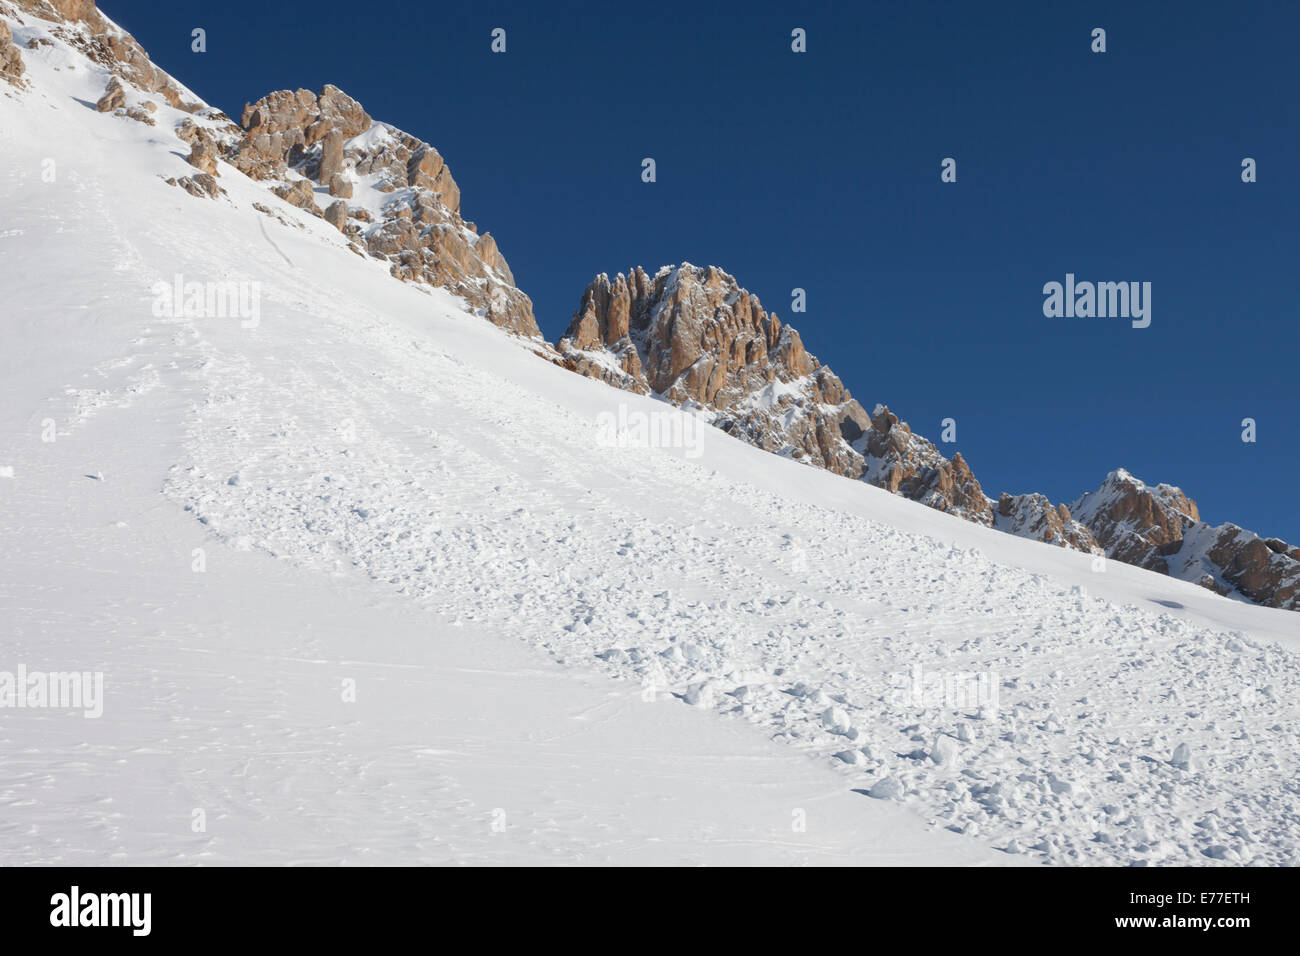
[2,11,1298,866]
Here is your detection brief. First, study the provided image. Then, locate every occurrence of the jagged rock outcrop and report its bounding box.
[5,0,538,337]
[858,404,994,526]
[1070,469,1197,573]
[183,135,218,176]
[1071,469,1300,608]
[1201,530,1300,608]
[557,265,1005,523]
[164,173,222,200]
[558,265,1003,524]
[226,83,538,337]
[0,18,25,84]
[559,265,869,475]
[91,72,155,124]
[94,72,123,110]
[994,492,1099,552]
[556,265,1300,612]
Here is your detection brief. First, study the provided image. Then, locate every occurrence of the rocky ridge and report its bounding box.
[1071,470,1299,609]
[559,264,1298,611]
[558,264,868,476]
[1,0,539,338]
[223,84,540,337]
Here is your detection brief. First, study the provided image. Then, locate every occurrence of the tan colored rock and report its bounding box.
[48,0,98,22]
[95,75,125,112]
[184,129,220,175]
[1068,469,1300,610]
[1070,469,1198,572]
[407,144,444,188]
[996,492,1099,552]
[309,84,371,140]
[230,84,536,335]
[323,200,348,232]
[0,20,25,86]
[861,406,994,526]
[558,264,870,478]
[317,127,344,183]
[121,103,155,125]
[272,177,318,214]
[165,173,222,199]
[14,0,203,111]
[1204,528,1300,609]
[242,88,318,138]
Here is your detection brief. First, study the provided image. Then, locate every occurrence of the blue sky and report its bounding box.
[108,0,1299,540]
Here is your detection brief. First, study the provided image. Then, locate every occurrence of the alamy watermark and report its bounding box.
[151,273,261,328]
[596,403,706,459]
[1042,273,1150,328]
[891,663,999,715]
[0,664,104,718]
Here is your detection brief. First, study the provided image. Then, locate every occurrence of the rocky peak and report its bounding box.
[559,264,868,476]
[1068,470,1299,608]
[1069,468,1200,571]
[554,262,1300,611]
[228,84,538,337]
[6,0,539,338]
[559,265,997,524]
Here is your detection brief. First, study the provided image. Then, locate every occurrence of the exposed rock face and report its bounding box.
[1070,469,1300,609]
[1070,469,1197,573]
[327,172,352,198]
[557,265,1002,522]
[271,177,315,212]
[164,173,222,199]
[323,199,348,232]
[1201,528,1300,609]
[859,404,995,526]
[94,72,124,111]
[994,492,1099,552]
[0,19,25,84]
[559,264,869,475]
[316,128,343,183]
[10,4,536,337]
[228,84,539,337]
[185,137,218,175]
[91,73,155,124]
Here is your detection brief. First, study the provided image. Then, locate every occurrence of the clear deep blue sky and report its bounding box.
[105,0,1298,540]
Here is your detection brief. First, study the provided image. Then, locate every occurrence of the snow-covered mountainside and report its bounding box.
[559,264,1300,611]
[2,0,1298,866]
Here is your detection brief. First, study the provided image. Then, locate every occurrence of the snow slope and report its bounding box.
[1,13,1297,865]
